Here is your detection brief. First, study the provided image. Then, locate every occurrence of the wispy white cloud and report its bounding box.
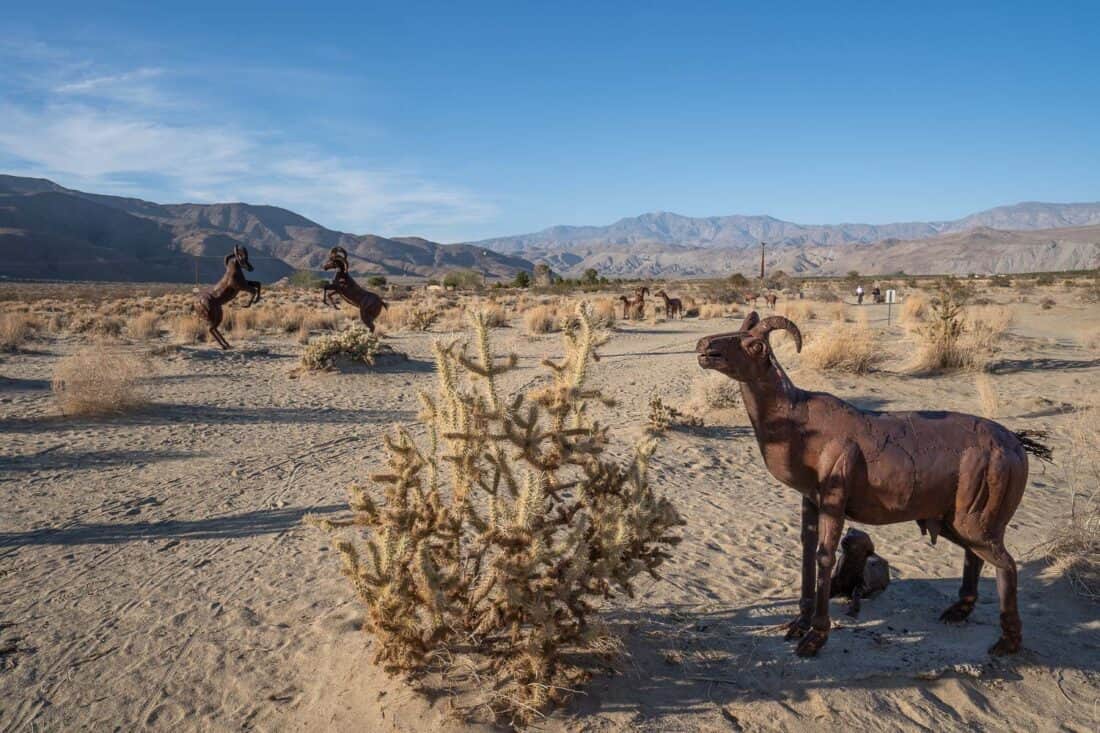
[0,44,494,238]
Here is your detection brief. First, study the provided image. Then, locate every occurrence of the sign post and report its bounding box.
[886,289,897,326]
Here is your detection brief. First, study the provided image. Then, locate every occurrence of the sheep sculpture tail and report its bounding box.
[1014,430,1054,464]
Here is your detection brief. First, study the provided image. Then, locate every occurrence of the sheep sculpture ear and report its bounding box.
[739,311,760,332]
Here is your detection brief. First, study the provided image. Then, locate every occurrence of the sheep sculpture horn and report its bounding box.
[752,315,802,353]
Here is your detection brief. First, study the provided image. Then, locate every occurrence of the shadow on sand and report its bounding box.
[0,503,344,548]
[569,559,1098,724]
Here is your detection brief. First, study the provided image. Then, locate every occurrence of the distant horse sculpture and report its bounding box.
[322,247,387,332]
[195,244,261,349]
[696,312,1049,657]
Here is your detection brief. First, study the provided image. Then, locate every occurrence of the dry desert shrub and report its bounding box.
[523,303,559,334]
[68,314,124,339]
[172,314,207,344]
[480,302,509,328]
[647,394,703,433]
[974,373,999,419]
[688,370,741,411]
[127,312,161,340]
[311,306,683,725]
[52,348,149,416]
[0,312,35,351]
[379,301,439,332]
[909,286,1006,373]
[299,327,403,370]
[825,302,852,323]
[589,298,618,328]
[800,319,881,374]
[697,303,727,320]
[899,292,928,330]
[1043,407,1099,600]
[781,300,817,322]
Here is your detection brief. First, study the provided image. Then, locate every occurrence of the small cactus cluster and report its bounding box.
[313,304,684,724]
[647,394,703,434]
[300,327,402,370]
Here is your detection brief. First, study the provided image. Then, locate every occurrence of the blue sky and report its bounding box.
[2,1,1097,241]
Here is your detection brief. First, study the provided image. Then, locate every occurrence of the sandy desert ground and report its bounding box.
[1,283,1098,732]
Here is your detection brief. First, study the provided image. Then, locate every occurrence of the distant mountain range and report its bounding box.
[2,173,1098,281]
[464,203,1100,278]
[0,175,531,282]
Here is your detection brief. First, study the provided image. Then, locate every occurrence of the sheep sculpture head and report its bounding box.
[323,246,349,272]
[229,244,254,272]
[696,311,802,382]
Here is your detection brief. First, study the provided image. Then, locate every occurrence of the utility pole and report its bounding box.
[759,241,766,281]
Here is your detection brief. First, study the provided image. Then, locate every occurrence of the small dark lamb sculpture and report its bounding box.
[764,292,778,309]
[829,528,890,617]
[195,244,261,349]
[654,289,683,319]
[697,312,1047,658]
[321,247,388,332]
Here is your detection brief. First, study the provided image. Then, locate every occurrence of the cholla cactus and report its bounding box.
[313,303,684,724]
[300,327,403,370]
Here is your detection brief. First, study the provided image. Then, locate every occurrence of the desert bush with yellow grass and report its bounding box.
[800,319,881,374]
[899,292,928,329]
[172,314,207,344]
[378,301,439,332]
[523,303,560,334]
[688,370,741,411]
[126,313,161,340]
[0,312,36,351]
[52,348,149,416]
[299,327,403,370]
[310,307,683,725]
[1043,405,1099,600]
[697,303,728,320]
[781,300,817,322]
[909,286,1004,373]
[589,297,618,328]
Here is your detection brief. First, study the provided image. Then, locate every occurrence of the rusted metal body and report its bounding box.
[321,247,387,332]
[194,245,261,349]
[696,312,1040,657]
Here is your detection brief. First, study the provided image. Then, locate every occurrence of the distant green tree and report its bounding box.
[729,273,750,288]
[512,270,532,288]
[367,275,387,287]
[443,269,484,290]
[290,270,326,288]
[581,268,600,286]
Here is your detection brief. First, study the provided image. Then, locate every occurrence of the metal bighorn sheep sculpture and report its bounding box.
[321,247,388,332]
[195,244,261,349]
[654,289,683,319]
[696,312,1048,658]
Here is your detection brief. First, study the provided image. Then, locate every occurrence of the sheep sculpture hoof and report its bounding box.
[782,617,811,640]
[795,629,829,657]
[939,598,976,624]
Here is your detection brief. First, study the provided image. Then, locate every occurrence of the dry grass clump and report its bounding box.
[379,302,439,332]
[127,313,161,340]
[68,314,124,338]
[1043,407,1099,600]
[974,373,999,418]
[899,292,928,330]
[697,303,728,320]
[523,303,560,334]
[825,302,852,323]
[687,371,741,413]
[909,286,1007,373]
[781,301,817,322]
[647,394,703,433]
[800,320,881,374]
[299,327,403,370]
[589,298,618,328]
[0,312,36,351]
[52,348,149,416]
[172,314,208,344]
[310,307,683,725]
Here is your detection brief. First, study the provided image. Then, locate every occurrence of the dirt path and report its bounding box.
[2,304,1098,731]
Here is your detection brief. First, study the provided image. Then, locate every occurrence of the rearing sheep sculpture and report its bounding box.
[696,312,1046,658]
[195,244,261,349]
[321,247,388,332]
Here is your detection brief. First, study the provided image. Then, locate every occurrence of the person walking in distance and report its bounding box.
[856,284,865,305]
